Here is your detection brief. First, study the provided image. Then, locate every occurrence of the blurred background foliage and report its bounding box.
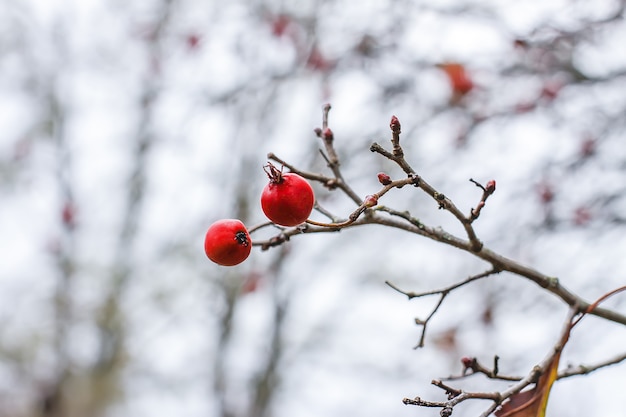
[1,0,625,416]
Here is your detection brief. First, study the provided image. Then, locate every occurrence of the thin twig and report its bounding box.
[304,177,416,228]
[247,221,278,234]
[386,268,500,299]
[558,351,626,379]
[257,105,626,417]
[414,293,447,349]
[252,206,626,326]
[370,118,484,251]
[403,308,580,416]
[446,356,523,382]
[469,178,496,222]
[311,104,363,205]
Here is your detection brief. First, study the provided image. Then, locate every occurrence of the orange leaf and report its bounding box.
[439,63,474,96]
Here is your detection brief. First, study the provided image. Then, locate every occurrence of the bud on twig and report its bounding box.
[390,115,401,133]
[461,356,475,369]
[377,172,392,185]
[364,194,378,208]
[322,127,333,142]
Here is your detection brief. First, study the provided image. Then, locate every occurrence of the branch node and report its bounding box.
[441,406,453,417]
[409,173,421,187]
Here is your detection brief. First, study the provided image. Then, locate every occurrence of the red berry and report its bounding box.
[204,219,252,266]
[261,163,315,227]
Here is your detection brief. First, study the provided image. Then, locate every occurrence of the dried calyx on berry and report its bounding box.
[263,162,284,184]
[261,162,315,227]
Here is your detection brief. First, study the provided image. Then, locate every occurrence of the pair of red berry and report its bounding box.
[204,163,314,266]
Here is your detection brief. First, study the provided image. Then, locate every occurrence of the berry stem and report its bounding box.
[263,162,284,184]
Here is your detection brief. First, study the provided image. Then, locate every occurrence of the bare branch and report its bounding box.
[311,104,363,205]
[252,203,626,326]
[403,308,580,416]
[254,105,626,417]
[469,178,496,222]
[558,351,626,379]
[386,268,500,299]
[413,293,447,349]
[370,118,484,251]
[447,356,523,382]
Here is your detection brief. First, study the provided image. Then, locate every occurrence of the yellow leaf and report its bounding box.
[495,316,571,417]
